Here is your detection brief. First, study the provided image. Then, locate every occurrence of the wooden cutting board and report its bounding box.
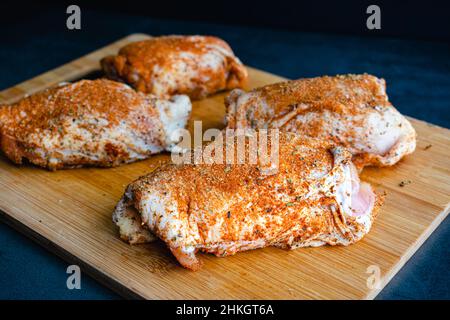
[0,34,449,300]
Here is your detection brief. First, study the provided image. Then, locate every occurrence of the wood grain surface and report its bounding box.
[0,34,449,299]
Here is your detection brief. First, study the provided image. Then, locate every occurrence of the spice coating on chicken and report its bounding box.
[225,74,416,168]
[101,35,248,99]
[0,79,191,170]
[113,132,382,270]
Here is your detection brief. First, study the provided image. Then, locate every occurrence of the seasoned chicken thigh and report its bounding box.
[0,79,191,170]
[225,74,416,168]
[101,35,248,99]
[113,132,382,270]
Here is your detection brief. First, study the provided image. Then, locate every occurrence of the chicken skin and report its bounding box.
[101,35,248,99]
[225,74,416,168]
[0,79,191,170]
[113,132,382,270]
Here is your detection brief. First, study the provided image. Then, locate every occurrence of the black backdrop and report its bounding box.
[1,0,450,41]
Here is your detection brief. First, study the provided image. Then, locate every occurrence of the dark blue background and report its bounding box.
[0,5,449,299]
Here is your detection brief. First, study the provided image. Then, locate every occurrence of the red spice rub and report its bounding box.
[101,35,248,99]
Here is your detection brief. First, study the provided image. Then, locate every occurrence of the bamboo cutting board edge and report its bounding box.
[0,33,449,300]
[365,202,450,300]
[0,209,142,299]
